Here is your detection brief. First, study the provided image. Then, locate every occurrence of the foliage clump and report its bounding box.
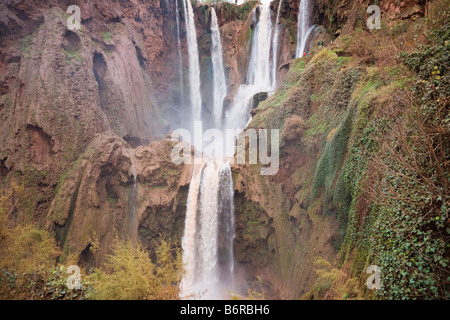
[302,257,372,300]
[86,237,182,300]
[282,115,305,143]
[369,16,449,300]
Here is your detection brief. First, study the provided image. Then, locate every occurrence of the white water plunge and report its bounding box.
[271,0,283,90]
[182,0,202,123]
[128,149,138,244]
[210,8,227,129]
[180,160,235,299]
[295,0,314,57]
[175,0,184,104]
[180,5,235,300]
[246,5,272,89]
[224,3,274,153]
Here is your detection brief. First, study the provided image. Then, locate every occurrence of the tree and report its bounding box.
[87,237,182,300]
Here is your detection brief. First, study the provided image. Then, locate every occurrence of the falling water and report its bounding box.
[210,8,227,128]
[180,160,235,299]
[217,163,235,288]
[224,3,273,154]
[182,0,202,122]
[295,0,313,57]
[196,162,221,297]
[246,4,272,88]
[175,0,184,104]
[271,0,283,90]
[128,149,138,244]
[180,162,204,298]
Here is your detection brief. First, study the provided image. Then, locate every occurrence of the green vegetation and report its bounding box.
[1,184,182,299]
[0,186,64,299]
[369,19,449,300]
[62,48,82,62]
[326,11,450,300]
[312,107,352,205]
[87,237,182,300]
[302,257,372,300]
[100,32,113,44]
[19,35,32,58]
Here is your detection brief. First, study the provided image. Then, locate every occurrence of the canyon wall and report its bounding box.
[0,0,435,299]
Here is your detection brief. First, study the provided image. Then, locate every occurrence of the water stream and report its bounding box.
[175,0,184,105]
[272,0,283,90]
[296,0,313,57]
[224,3,274,154]
[182,0,202,123]
[128,149,138,244]
[211,7,227,129]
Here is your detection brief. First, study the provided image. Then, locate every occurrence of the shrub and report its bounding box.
[0,223,60,299]
[281,115,305,142]
[86,237,182,300]
[368,17,449,299]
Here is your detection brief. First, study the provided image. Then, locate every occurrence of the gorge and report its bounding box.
[0,0,448,301]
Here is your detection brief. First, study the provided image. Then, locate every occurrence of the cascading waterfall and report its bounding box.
[182,0,202,123]
[128,149,138,244]
[180,5,235,300]
[180,162,204,298]
[175,0,184,104]
[246,4,272,88]
[271,0,283,90]
[216,164,235,288]
[179,0,315,299]
[197,162,221,291]
[224,3,273,154]
[210,8,227,128]
[295,0,313,57]
[180,160,235,299]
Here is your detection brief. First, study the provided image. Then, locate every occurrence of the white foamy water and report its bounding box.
[175,0,184,103]
[296,0,313,57]
[182,0,202,123]
[128,149,138,244]
[224,4,274,155]
[272,0,283,90]
[210,8,227,129]
[180,160,235,299]
[180,5,235,300]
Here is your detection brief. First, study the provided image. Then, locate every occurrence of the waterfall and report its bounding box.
[210,8,227,129]
[217,163,235,288]
[296,0,313,57]
[128,149,138,244]
[180,4,235,300]
[196,162,221,296]
[182,0,202,122]
[271,0,283,90]
[224,3,273,153]
[180,162,205,298]
[175,0,184,104]
[180,160,235,299]
[246,5,272,89]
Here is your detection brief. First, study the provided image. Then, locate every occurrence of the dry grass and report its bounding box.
[282,115,305,142]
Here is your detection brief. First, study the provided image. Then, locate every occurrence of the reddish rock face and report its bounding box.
[27,125,54,171]
[45,133,190,265]
[0,0,431,298]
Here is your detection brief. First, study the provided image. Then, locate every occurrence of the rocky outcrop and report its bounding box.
[230,45,363,298]
[0,0,437,299]
[0,0,171,222]
[45,133,189,265]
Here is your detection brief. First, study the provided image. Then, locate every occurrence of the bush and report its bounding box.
[282,115,305,142]
[369,17,449,299]
[0,224,60,299]
[86,237,182,300]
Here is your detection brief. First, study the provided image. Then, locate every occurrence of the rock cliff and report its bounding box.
[1,0,442,300]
